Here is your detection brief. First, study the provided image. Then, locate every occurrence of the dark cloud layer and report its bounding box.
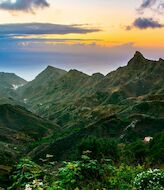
[133,17,163,29]
[126,17,164,30]
[0,23,100,36]
[0,0,49,12]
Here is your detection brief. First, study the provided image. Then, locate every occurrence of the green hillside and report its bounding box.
[17,52,164,130]
[19,66,67,99]
[0,52,163,189]
[0,104,59,186]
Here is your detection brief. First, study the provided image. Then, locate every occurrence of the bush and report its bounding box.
[107,164,144,190]
[8,158,44,190]
[133,169,164,190]
[49,151,113,189]
[52,160,83,189]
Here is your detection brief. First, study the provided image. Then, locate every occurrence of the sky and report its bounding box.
[0,0,164,80]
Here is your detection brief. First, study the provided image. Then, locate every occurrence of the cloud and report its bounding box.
[0,0,49,12]
[138,0,157,11]
[137,0,164,14]
[127,17,164,30]
[126,0,164,30]
[133,17,163,29]
[0,23,101,36]
[157,2,164,13]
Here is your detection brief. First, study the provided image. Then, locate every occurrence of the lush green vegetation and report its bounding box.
[0,132,162,189]
[7,145,164,190]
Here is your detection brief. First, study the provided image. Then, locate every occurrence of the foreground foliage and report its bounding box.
[8,151,164,190]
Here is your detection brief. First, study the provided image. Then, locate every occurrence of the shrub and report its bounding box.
[133,169,164,190]
[49,151,112,189]
[108,164,144,190]
[52,160,83,189]
[8,158,44,190]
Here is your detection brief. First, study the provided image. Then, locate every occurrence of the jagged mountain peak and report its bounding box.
[33,65,67,81]
[44,65,67,74]
[131,51,145,62]
[134,51,144,58]
[127,51,147,68]
[67,69,89,77]
[46,65,55,70]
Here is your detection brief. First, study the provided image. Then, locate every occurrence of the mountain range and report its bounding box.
[0,51,163,185]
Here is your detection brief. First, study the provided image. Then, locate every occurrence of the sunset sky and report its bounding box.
[0,0,164,80]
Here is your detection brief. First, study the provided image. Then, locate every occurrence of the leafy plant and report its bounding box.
[8,158,44,190]
[107,164,144,190]
[48,151,112,189]
[133,169,164,190]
